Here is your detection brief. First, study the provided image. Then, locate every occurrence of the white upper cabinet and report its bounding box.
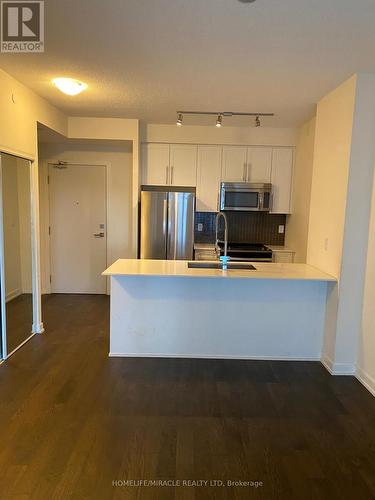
[222,146,272,183]
[169,145,197,187]
[196,146,222,212]
[142,143,197,186]
[142,142,294,214]
[221,146,248,181]
[247,147,272,183]
[141,143,170,185]
[271,147,294,214]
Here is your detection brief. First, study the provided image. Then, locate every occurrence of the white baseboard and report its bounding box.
[356,368,375,397]
[109,352,321,361]
[321,355,356,375]
[32,322,44,334]
[5,288,21,303]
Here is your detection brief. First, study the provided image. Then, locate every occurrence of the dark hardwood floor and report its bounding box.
[0,294,375,499]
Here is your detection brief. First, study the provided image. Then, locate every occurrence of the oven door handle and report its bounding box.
[225,256,272,262]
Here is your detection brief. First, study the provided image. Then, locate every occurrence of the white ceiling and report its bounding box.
[1,0,375,127]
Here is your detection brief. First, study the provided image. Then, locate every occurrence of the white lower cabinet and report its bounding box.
[196,146,222,212]
[272,251,295,263]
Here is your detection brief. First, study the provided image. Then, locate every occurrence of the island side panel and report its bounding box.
[109,276,328,360]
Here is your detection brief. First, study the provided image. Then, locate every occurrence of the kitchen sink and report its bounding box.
[188,261,256,270]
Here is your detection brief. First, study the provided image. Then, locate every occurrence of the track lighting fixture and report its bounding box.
[176,110,274,127]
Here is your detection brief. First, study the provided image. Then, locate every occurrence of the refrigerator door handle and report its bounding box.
[163,197,168,254]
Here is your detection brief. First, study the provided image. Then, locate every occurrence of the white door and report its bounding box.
[196,146,222,212]
[247,147,272,183]
[221,146,248,181]
[49,164,107,293]
[169,145,197,186]
[271,148,294,214]
[142,143,170,185]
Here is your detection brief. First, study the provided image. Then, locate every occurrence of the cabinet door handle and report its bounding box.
[166,166,169,184]
[246,163,250,181]
[243,164,246,181]
[171,166,174,185]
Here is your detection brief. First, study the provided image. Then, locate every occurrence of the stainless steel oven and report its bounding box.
[220,182,272,212]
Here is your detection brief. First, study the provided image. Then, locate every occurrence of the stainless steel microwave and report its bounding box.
[219,182,272,212]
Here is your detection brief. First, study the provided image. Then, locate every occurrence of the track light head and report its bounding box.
[176,113,183,126]
[216,115,223,128]
[255,116,261,127]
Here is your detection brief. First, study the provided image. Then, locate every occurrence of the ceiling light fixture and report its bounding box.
[52,78,88,96]
[238,0,257,3]
[176,110,274,127]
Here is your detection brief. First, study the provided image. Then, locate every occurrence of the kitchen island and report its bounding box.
[103,259,336,360]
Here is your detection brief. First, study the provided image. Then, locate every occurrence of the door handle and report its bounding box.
[166,166,169,184]
[171,166,174,185]
[243,164,246,181]
[93,232,105,238]
[246,163,250,181]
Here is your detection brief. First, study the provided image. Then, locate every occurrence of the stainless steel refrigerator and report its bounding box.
[140,186,195,260]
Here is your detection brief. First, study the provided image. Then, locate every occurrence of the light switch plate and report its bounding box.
[197,223,203,232]
[278,225,285,234]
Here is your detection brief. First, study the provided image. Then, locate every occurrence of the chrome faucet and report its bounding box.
[215,211,229,270]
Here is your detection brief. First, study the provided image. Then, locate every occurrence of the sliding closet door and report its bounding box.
[1,153,33,356]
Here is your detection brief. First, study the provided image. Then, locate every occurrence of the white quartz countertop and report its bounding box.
[103,259,336,282]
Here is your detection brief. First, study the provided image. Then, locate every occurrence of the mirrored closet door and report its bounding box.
[0,153,33,358]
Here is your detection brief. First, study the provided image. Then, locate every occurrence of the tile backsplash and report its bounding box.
[195,211,286,245]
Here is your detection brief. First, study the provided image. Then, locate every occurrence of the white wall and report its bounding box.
[285,117,316,263]
[358,169,375,395]
[38,141,133,294]
[307,76,356,278]
[335,74,375,372]
[307,74,375,375]
[142,123,298,146]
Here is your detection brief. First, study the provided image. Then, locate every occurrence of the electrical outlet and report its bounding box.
[278,225,285,234]
[197,223,203,232]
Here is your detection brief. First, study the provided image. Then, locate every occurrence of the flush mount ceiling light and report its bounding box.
[52,78,88,96]
[176,110,274,128]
